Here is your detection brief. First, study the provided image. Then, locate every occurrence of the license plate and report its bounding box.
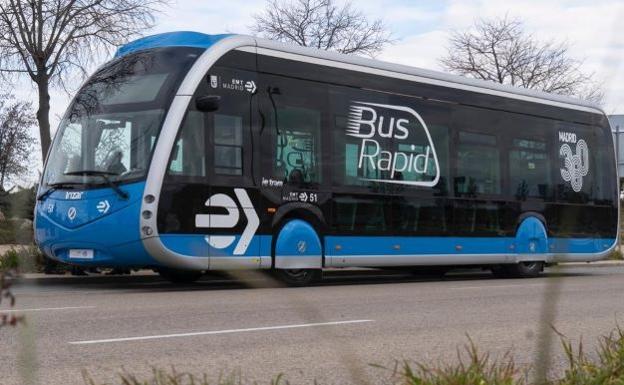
[69,249,94,259]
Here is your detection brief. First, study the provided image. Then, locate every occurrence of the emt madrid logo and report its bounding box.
[346,101,440,187]
[559,131,589,193]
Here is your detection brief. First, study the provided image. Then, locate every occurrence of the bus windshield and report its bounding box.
[42,47,202,189]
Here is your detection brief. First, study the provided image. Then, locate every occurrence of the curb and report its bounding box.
[13,272,162,285]
[557,260,624,267]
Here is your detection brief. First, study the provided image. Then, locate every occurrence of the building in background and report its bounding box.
[609,115,624,186]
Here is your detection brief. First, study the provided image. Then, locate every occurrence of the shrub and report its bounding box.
[607,249,623,261]
[0,245,45,273]
[556,328,624,385]
[0,248,20,271]
[0,220,16,244]
[83,369,276,385]
[383,340,524,385]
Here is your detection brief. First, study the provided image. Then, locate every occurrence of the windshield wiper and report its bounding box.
[36,182,80,201]
[64,170,129,200]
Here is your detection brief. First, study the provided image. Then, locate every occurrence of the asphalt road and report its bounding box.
[2,265,624,385]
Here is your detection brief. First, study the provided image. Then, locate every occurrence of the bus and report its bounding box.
[34,31,619,286]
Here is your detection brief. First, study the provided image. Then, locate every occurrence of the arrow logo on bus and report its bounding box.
[245,80,257,94]
[195,189,259,255]
[97,200,110,214]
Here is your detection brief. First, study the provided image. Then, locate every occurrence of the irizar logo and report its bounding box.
[559,131,589,193]
[346,101,440,187]
[194,189,259,255]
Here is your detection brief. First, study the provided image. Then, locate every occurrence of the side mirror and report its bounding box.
[196,95,221,112]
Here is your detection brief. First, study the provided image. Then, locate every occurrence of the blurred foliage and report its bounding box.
[607,249,623,260]
[0,185,36,244]
[83,369,281,385]
[0,245,45,273]
[556,328,624,385]
[0,269,24,328]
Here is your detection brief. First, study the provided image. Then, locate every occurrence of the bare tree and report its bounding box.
[251,0,393,57]
[440,16,602,103]
[0,94,35,191]
[0,0,167,162]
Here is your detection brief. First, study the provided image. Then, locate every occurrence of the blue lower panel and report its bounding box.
[326,236,616,256]
[160,235,209,256]
[160,234,272,258]
[160,234,615,259]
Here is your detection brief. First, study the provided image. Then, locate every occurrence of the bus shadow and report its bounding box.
[22,266,597,293]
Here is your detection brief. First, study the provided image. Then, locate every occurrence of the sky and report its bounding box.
[9,0,624,187]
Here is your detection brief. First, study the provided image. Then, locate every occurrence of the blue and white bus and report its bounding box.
[34,31,619,285]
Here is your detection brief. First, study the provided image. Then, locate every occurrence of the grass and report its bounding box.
[77,327,624,385]
[82,369,286,385]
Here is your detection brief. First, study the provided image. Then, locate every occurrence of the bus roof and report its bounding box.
[115,31,604,115]
[115,31,233,58]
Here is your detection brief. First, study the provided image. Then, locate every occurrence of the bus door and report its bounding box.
[257,73,330,244]
[203,66,260,268]
[158,55,259,269]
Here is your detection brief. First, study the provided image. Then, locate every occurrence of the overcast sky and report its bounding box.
[11,0,624,186]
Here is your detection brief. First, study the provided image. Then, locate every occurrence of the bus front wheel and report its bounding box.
[157,268,204,284]
[273,269,322,287]
[492,261,544,278]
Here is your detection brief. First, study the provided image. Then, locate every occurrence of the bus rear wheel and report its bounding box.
[273,269,321,287]
[157,268,204,284]
[492,261,544,278]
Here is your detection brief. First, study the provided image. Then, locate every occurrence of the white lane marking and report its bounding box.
[69,319,374,345]
[1,306,95,313]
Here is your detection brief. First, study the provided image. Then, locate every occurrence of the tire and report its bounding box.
[273,269,322,287]
[493,261,544,278]
[157,268,204,284]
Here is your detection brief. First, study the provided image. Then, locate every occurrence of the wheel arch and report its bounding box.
[270,203,326,269]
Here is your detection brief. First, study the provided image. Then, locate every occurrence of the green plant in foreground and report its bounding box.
[83,368,291,385]
[556,328,624,385]
[381,339,524,385]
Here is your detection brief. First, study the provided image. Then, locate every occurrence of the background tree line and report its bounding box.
[0,0,605,219]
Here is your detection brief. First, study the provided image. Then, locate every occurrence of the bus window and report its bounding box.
[455,131,501,195]
[333,194,390,233]
[214,114,243,176]
[261,75,325,187]
[272,106,322,185]
[509,138,550,200]
[168,111,206,177]
[329,86,391,192]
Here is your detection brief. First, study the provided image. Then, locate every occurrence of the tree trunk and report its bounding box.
[36,76,52,164]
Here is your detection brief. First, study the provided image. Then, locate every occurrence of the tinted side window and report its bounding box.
[455,131,501,195]
[274,106,322,184]
[506,113,553,200]
[168,111,206,177]
[509,138,550,199]
[260,75,325,188]
[329,86,391,192]
[214,114,243,175]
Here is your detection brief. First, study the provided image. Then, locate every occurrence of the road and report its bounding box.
[1,265,624,385]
